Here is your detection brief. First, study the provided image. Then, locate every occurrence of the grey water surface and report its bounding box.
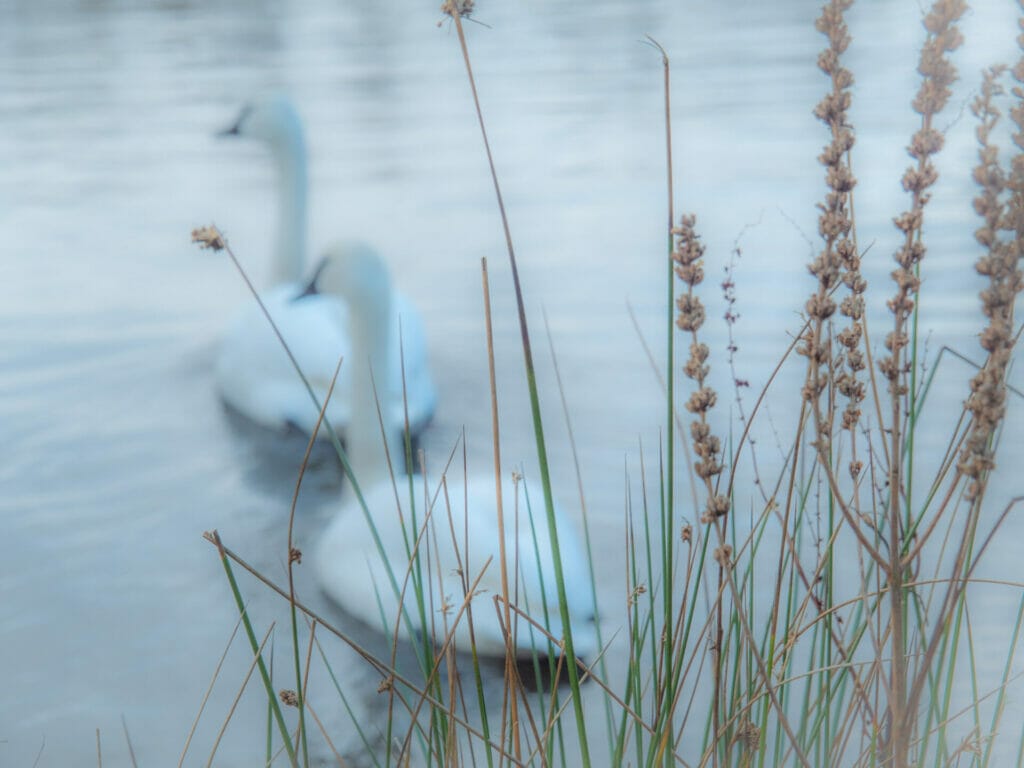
[1,1,1022,765]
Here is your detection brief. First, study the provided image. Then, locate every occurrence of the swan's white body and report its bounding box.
[216,95,436,436]
[317,475,597,658]
[216,279,436,436]
[313,245,597,659]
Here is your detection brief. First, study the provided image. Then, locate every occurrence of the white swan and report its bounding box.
[215,95,436,437]
[314,244,597,659]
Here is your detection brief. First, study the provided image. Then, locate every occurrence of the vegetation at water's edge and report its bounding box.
[187,1,1024,766]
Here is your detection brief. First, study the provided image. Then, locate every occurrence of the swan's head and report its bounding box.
[220,94,304,148]
[314,241,392,312]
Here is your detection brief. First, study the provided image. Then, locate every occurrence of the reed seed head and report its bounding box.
[676,294,706,332]
[683,342,710,380]
[191,225,224,251]
[712,544,734,569]
[672,215,705,266]
[737,718,761,752]
[695,458,723,481]
[686,387,717,415]
[628,584,648,607]
[703,495,730,521]
[814,1,854,57]
[901,162,939,194]
[440,0,474,18]
[836,325,861,349]
[805,293,837,320]
[839,294,864,319]
[690,421,710,442]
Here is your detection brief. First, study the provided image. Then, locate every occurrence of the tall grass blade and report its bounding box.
[208,530,297,766]
[443,4,590,761]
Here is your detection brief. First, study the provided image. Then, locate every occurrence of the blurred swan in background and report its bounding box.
[313,243,597,659]
[215,95,436,437]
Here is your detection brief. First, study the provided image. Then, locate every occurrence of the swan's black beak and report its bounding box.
[216,104,250,138]
[292,257,329,301]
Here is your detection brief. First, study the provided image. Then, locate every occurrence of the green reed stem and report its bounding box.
[647,38,678,766]
[209,531,297,767]
[983,594,1024,766]
[447,8,590,763]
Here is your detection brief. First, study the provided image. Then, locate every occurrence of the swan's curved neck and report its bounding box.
[347,284,400,486]
[271,130,308,285]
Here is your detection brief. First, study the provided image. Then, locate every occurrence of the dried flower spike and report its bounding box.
[881,0,966,398]
[673,213,728,525]
[958,64,1023,500]
[803,0,862,454]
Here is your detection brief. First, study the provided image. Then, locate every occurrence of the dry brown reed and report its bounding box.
[790,1,1024,765]
[739,0,1024,765]
[882,4,966,764]
[796,1,978,764]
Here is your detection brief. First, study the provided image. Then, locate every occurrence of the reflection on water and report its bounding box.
[1,1,1021,764]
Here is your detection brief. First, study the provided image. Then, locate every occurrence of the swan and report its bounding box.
[215,95,436,438]
[314,243,597,659]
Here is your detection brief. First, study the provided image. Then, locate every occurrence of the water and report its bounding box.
[1,1,1022,764]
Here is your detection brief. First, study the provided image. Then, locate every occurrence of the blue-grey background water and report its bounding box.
[2,1,1022,764]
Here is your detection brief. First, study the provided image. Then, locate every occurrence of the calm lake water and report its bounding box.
[2,1,1022,765]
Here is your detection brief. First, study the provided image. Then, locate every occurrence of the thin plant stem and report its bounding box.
[178,613,245,768]
[209,530,297,766]
[205,623,278,768]
[286,357,342,768]
[444,5,590,761]
[481,256,518,763]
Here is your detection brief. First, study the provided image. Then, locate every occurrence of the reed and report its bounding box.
[189,1,1024,765]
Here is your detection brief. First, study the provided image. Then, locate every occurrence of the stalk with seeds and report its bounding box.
[958,63,1023,501]
[672,214,731,761]
[881,4,967,764]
